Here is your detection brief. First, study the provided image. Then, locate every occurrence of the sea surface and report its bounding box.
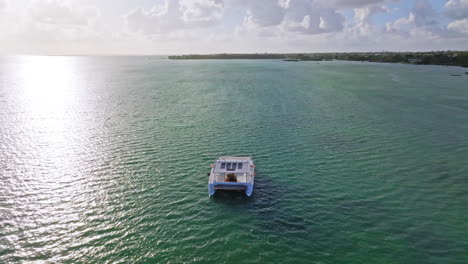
[0,56,467,263]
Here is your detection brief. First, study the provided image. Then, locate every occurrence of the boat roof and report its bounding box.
[218,156,252,161]
[213,157,253,173]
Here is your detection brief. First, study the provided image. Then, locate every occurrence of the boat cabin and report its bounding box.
[208,156,255,196]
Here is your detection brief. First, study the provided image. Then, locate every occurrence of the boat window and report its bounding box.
[237,163,243,169]
[220,162,226,169]
[226,162,236,171]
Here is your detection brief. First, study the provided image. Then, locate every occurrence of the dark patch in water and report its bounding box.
[211,171,309,234]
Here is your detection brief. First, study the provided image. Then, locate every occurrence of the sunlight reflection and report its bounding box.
[18,56,80,114]
[3,56,121,263]
[14,56,87,183]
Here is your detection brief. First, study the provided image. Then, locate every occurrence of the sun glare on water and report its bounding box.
[18,56,80,114]
[10,55,95,189]
[2,56,111,261]
[12,55,91,184]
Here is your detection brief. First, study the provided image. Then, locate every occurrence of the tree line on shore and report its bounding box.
[168,51,468,67]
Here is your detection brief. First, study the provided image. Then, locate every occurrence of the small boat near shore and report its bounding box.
[208,156,255,196]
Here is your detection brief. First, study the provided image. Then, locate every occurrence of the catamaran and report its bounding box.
[208,156,255,196]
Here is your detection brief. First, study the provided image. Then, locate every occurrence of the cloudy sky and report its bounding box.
[0,0,467,54]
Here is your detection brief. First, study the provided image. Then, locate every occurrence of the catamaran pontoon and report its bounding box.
[208,156,255,196]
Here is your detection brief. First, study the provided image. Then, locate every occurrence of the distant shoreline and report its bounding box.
[168,51,468,67]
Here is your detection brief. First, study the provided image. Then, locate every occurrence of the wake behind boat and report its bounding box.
[208,156,255,196]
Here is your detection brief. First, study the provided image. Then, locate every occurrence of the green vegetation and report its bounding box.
[168,51,468,67]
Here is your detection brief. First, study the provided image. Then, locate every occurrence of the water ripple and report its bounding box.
[1,57,467,263]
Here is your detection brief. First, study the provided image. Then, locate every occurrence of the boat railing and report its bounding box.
[245,173,254,183]
[211,172,254,184]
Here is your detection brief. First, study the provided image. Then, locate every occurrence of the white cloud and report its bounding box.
[282,0,345,34]
[238,0,285,27]
[347,4,388,37]
[448,18,468,34]
[412,0,438,27]
[238,0,345,34]
[0,0,6,10]
[354,5,388,24]
[24,0,101,43]
[444,0,468,20]
[385,0,443,37]
[180,0,223,24]
[444,0,468,36]
[125,1,182,35]
[385,0,468,38]
[0,0,106,54]
[28,0,99,25]
[125,0,223,35]
[318,0,399,8]
[0,0,467,55]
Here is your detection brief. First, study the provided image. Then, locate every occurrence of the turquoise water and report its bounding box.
[1,56,467,263]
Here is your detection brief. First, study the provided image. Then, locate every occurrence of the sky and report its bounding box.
[0,0,467,55]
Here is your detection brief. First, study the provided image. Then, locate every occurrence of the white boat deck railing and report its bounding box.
[210,173,253,184]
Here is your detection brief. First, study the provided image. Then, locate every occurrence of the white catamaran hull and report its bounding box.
[208,157,255,196]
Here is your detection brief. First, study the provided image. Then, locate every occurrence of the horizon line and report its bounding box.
[2,50,468,57]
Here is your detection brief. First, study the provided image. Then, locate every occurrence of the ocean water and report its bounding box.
[0,56,467,263]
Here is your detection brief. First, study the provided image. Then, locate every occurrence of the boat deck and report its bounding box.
[212,173,250,183]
